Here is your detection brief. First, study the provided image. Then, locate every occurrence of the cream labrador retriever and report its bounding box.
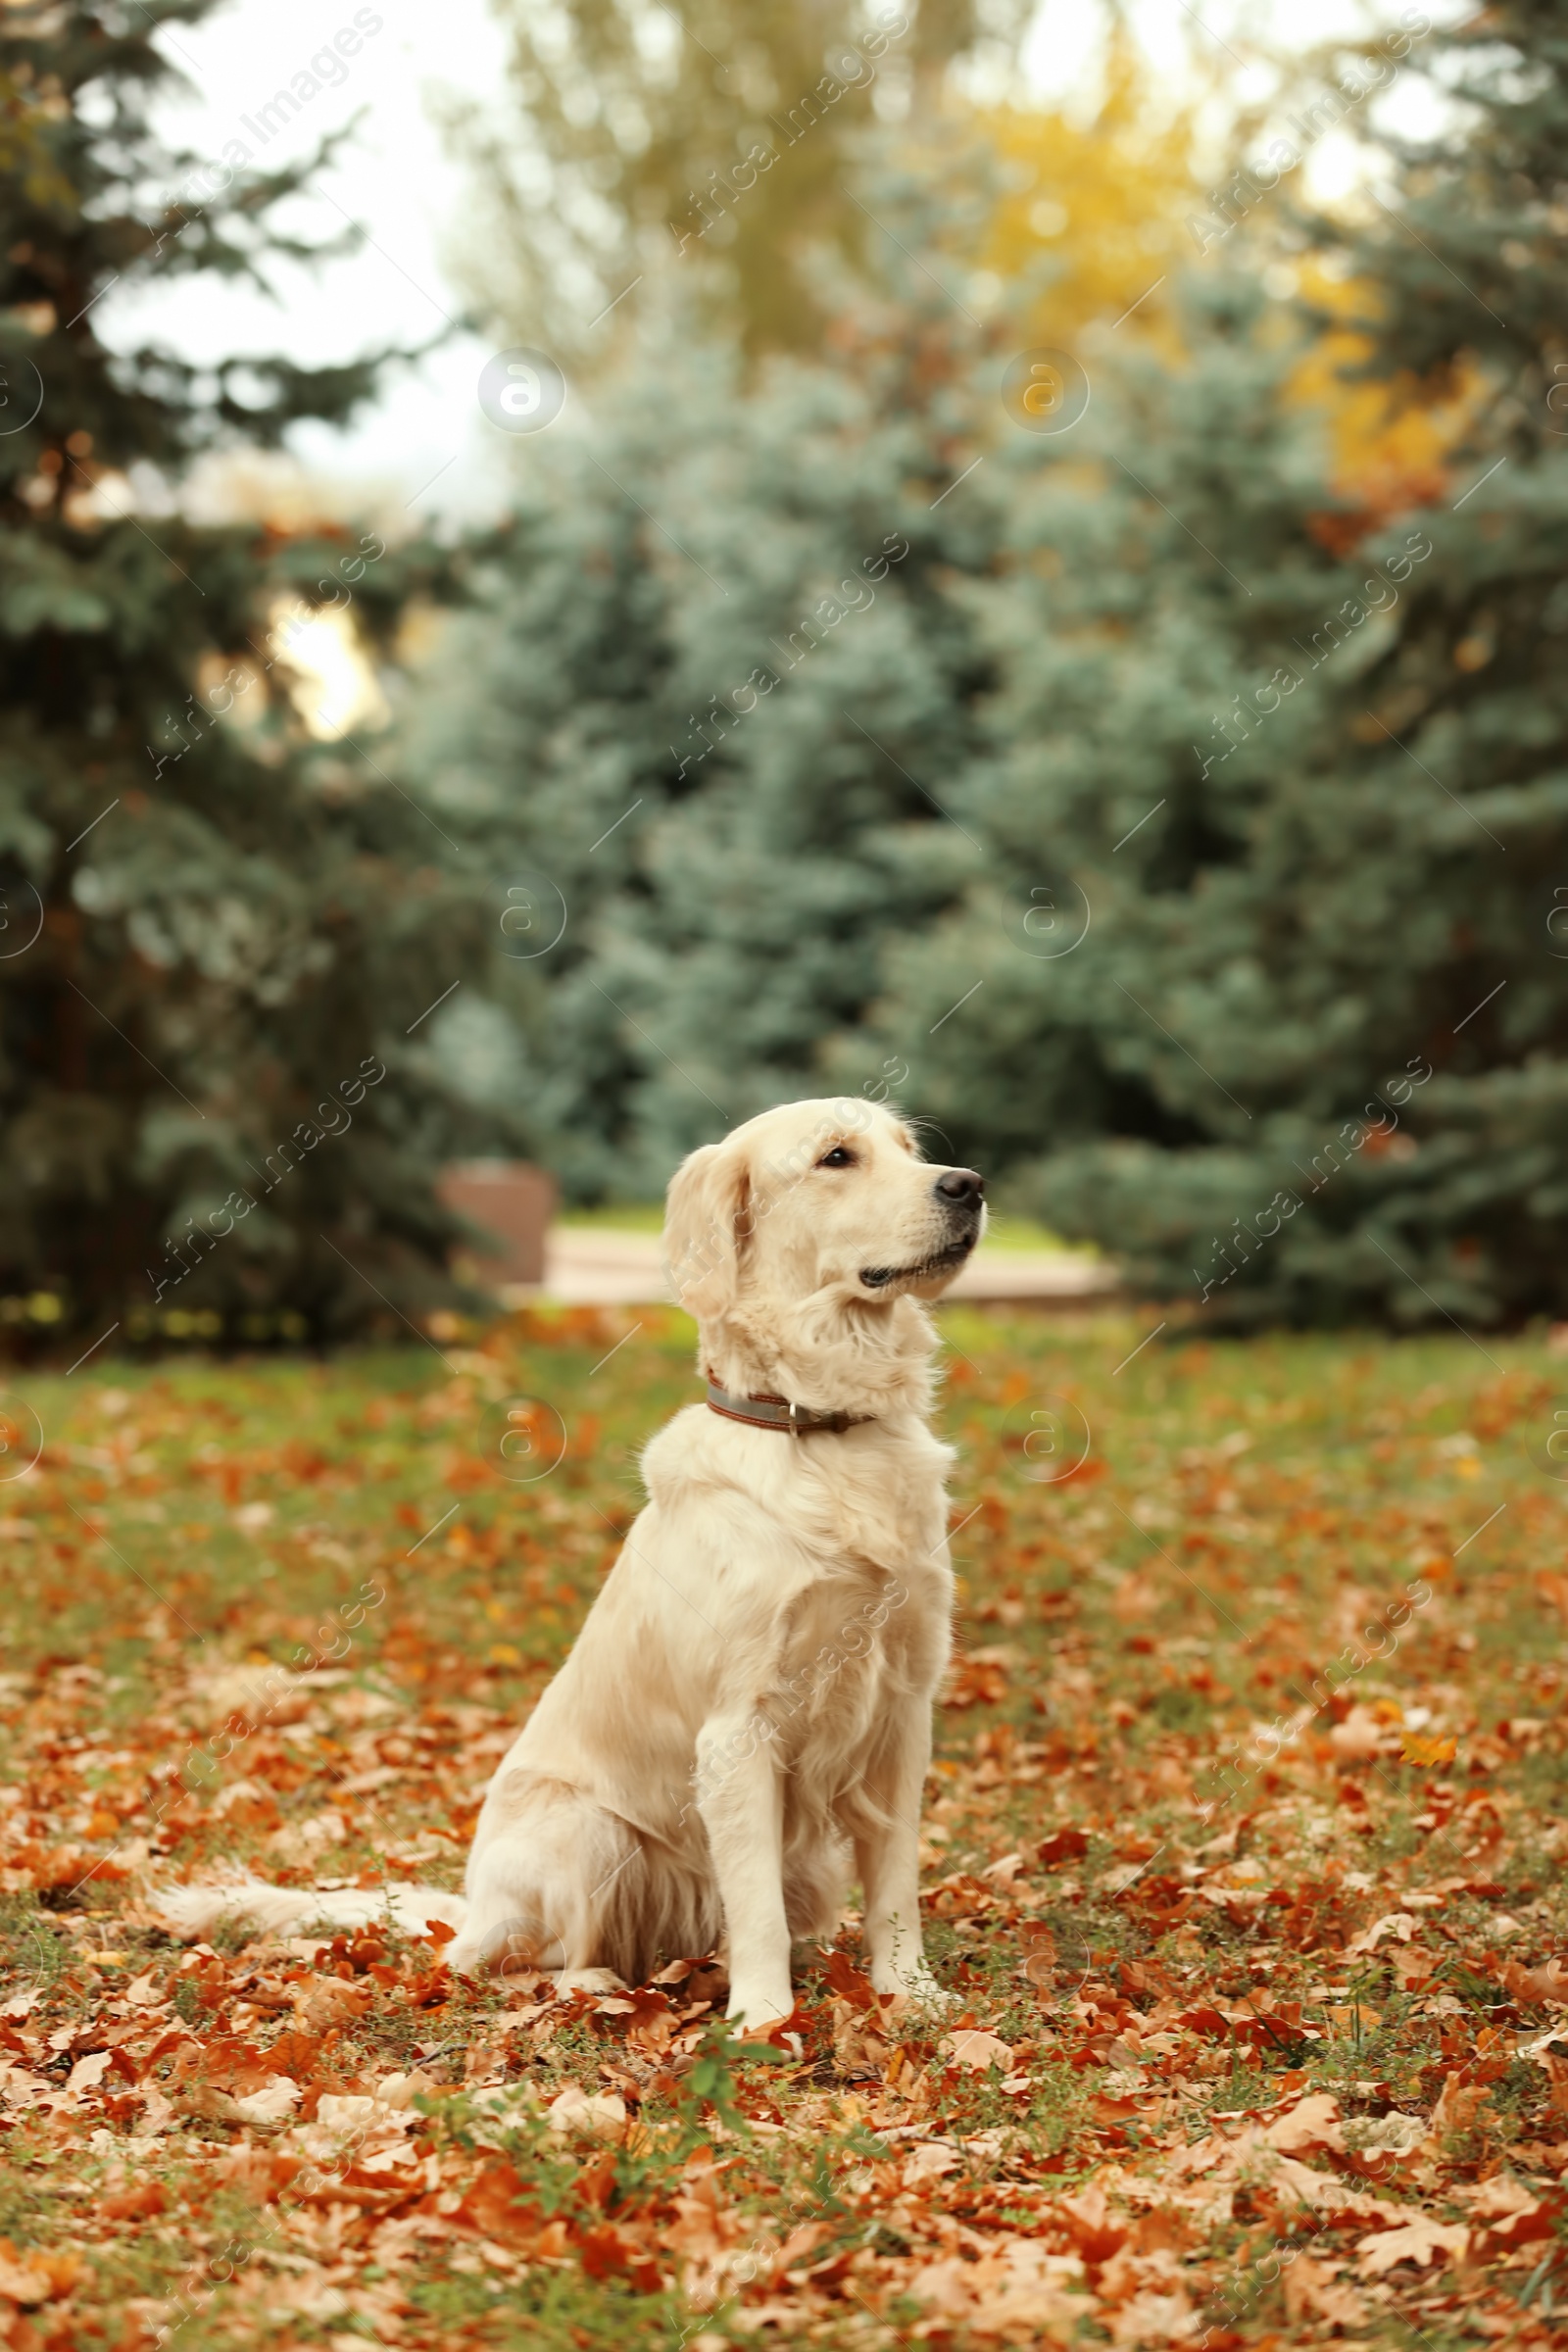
[158,1098,985,2028]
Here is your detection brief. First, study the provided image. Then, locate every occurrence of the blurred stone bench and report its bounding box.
[438,1161,558,1287]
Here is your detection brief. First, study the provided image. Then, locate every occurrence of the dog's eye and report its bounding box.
[817,1146,857,1169]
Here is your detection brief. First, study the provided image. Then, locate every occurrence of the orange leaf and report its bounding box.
[1400,1734,1457,1767]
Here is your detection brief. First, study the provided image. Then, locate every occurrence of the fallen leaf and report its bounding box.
[1401,1734,1457,1766]
[231,2074,301,2124]
[545,2084,626,2139]
[0,2243,80,2304]
[63,2049,112,2096]
[1347,1911,1418,1952]
[1501,1955,1568,2006]
[1331,1705,1387,1761]
[1357,2218,1467,2275]
[315,2093,383,2132]
[0,2253,53,2306]
[1348,2110,1428,2160]
[1431,2076,1492,2140]
[1263,2092,1346,2154]
[942,2029,1014,2073]
[1283,2253,1367,2327]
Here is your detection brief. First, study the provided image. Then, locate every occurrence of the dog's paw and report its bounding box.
[725,1984,795,2033]
[876,1966,957,2017]
[555,1967,628,1998]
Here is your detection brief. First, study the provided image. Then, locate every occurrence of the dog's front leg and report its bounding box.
[857,1695,947,2005]
[694,1713,793,2029]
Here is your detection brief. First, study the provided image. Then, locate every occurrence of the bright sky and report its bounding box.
[111,0,514,524]
[108,0,1447,524]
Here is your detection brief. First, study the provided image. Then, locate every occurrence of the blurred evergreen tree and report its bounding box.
[423,0,1568,1329]
[0,0,498,1348]
[401,268,1000,1197]
[403,51,1201,1196]
[851,0,1568,1327]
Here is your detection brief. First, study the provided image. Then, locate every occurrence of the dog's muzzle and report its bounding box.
[859,1168,986,1291]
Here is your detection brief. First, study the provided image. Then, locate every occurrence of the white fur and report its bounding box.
[153,1097,984,2027]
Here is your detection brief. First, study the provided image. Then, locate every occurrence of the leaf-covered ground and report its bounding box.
[1,1307,1566,2349]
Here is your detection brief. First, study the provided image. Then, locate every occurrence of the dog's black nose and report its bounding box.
[935,1168,985,1204]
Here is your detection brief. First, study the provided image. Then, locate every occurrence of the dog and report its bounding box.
[156,1097,985,2027]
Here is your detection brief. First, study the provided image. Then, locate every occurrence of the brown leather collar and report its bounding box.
[704,1376,873,1436]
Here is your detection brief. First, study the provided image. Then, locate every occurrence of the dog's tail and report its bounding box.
[151,1873,467,1945]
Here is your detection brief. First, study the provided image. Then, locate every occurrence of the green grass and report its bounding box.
[0,1308,1565,2348]
[552,1201,666,1231]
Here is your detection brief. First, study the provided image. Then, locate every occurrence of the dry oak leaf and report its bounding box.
[902,2139,962,2186]
[1461,2179,1565,2255]
[668,2172,762,2309]
[1096,2245,1189,2309]
[175,2084,250,2128]
[1261,2154,1400,2224]
[1456,2176,1541,2223]
[942,2029,1014,2073]
[1053,2185,1130,2265]
[63,2049,112,2097]
[1431,2076,1492,2139]
[1347,2111,1428,2161]
[1389,1942,1439,1990]
[545,2084,627,2139]
[296,1976,372,2031]
[575,2221,664,2295]
[1501,1955,1568,2006]
[373,2068,441,2109]
[1103,2286,1200,2345]
[1282,2253,1367,2329]
[1356,2217,1468,2276]
[1330,1704,1388,1762]
[1347,1912,1419,1953]
[231,2074,301,2125]
[0,2255,51,2308]
[1261,2092,1346,2155]
[0,2242,80,2306]
[312,2091,424,2142]
[906,2242,1092,2343]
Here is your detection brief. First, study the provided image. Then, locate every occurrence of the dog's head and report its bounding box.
[663,1098,985,1324]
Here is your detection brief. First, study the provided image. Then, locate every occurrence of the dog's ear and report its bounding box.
[663,1137,752,1318]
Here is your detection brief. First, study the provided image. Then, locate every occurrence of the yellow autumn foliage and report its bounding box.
[967,42,1200,347]
[1289,263,1481,527]
[956,46,1476,521]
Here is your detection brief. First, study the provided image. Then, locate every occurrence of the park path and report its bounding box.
[514,1228,1119,1308]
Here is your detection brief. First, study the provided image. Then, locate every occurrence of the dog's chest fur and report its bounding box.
[764,1547,949,1774]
